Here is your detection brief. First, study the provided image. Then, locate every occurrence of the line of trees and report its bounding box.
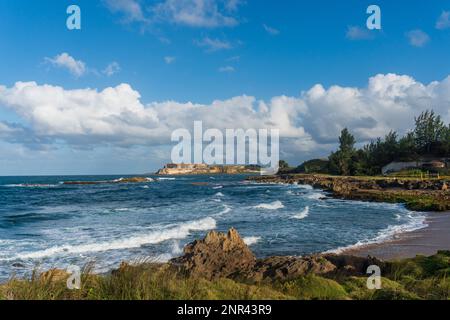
[328,110,450,176]
[286,110,450,176]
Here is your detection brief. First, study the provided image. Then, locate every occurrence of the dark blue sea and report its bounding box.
[0,175,427,280]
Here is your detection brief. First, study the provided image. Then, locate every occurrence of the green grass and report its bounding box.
[279,275,349,300]
[1,252,449,300]
[362,191,449,211]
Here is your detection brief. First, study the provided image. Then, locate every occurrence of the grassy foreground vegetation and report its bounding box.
[1,251,449,300]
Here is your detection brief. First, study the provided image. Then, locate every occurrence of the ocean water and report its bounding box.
[0,175,427,280]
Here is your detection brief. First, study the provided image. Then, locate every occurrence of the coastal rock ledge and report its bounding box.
[170,228,256,280]
[170,228,384,281]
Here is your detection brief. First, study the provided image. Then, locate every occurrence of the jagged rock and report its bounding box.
[170,228,256,280]
[323,254,385,276]
[12,263,25,268]
[171,229,341,282]
[247,255,336,281]
[118,177,152,183]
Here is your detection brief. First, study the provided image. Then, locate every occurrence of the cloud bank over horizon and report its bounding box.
[1,73,450,172]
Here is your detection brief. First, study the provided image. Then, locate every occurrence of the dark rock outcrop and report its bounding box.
[322,254,385,276]
[247,255,336,281]
[170,228,256,280]
[247,174,450,211]
[170,229,385,282]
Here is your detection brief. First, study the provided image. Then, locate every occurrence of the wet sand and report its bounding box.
[342,211,450,261]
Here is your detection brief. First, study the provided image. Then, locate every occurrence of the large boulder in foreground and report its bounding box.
[248,256,336,282]
[170,228,257,280]
[171,228,335,281]
[322,254,385,276]
[170,228,386,281]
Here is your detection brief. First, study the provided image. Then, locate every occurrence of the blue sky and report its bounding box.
[1,0,450,175]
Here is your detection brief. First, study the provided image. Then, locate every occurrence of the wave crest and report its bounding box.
[12,217,216,260]
[292,206,310,220]
[254,200,284,210]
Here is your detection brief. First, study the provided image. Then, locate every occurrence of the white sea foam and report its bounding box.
[170,241,183,256]
[243,236,261,246]
[218,205,232,215]
[11,217,216,260]
[325,210,428,254]
[306,192,324,200]
[254,200,284,210]
[213,186,223,189]
[158,177,176,181]
[297,184,313,190]
[292,206,310,220]
[3,184,59,188]
[214,192,225,197]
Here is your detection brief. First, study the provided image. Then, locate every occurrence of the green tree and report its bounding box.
[339,128,356,153]
[414,110,446,154]
[279,160,290,170]
[295,159,330,174]
[441,125,450,156]
[328,128,356,175]
[398,132,418,160]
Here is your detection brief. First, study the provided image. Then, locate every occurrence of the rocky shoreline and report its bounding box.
[247,174,450,211]
[156,164,260,175]
[8,228,447,300]
[168,228,385,282]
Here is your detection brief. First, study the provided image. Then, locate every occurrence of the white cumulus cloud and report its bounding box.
[218,66,235,73]
[1,74,450,157]
[103,0,146,22]
[164,56,176,64]
[263,24,280,36]
[346,26,373,40]
[194,37,232,52]
[152,0,239,28]
[436,11,450,30]
[406,29,430,47]
[45,53,87,77]
[103,62,121,76]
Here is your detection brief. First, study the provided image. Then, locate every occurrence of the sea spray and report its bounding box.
[243,236,261,246]
[293,206,310,220]
[254,200,284,210]
[12,217,216,260]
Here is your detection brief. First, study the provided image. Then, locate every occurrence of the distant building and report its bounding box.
[156,163,258,175]
[382,158,448,175]
[164,163,208,170]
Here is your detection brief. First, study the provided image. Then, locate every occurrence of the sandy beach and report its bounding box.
[342,211,450,261]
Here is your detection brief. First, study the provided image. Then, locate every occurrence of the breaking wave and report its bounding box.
[243,236,261,246]
[306,193,324,200]
[10,217,216,260]
[2,184,59,188]
[292,206,310,220]
[326,210,427,254]
[254,200,284,210]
